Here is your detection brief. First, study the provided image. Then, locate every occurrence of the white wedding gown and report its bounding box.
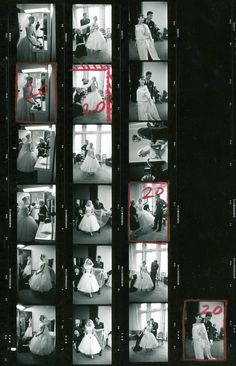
[81,147,100,174]
[77,264,100,293]
[134,265,153,291]
[137,86,161,121]
[86,22,106,51]
[29,322,54,356]
[29,260,53,293]
[83,82,103,111]
[136,204,154,230]
[17,25,40,61]
[79,325,101,355]
[22,259,31,277]
[17,206,38,242]
[17,141,37,172]
[140,325,159,349]
[79,206,100,233]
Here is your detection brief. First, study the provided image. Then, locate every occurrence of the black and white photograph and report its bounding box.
[16,63,57,123]
[73,245,112,305]
[183,300,226,361]
[73,305,112,364]
[17,125,56,184]
[129,243,168,303]
[17,244,56,305]
[129,2,168,61]
[73,185,112,244]
[129,122,168,182]
[129,303,168,362]
[129,182,169,243]
[17,185,56,243]
[73,65,112,124]
[73,125,112,184]
[73,4,112,63]
[17,4,56,62]
[129,62,168,121]
[17,304,56,364]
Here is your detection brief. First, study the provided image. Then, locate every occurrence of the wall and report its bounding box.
[23,245,56,271]
[142,2,167,32]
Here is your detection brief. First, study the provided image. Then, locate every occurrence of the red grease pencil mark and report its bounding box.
[71,64,112,123]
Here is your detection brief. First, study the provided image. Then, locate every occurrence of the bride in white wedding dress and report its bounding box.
[86,16,106,52]
[136,198,154,231]
[17,133,37,173]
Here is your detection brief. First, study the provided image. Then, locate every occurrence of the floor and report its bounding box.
[73,109,111,124]
[73,164,112,184]
[185,339,224,360]
[129,340,168,362]
[129,281,168,303]
[130,224,168,243]
[129,40,168,61]
[73,225,112,244]
[73,285,112,305]
[17,170,38,184]
[73,346,112,365]
[17,351,56,364]
[73,39,112,64]
[18,288,56,305]
[129,101,168,122]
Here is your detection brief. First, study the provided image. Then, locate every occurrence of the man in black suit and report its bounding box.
[150,318,158,338]
[94,198,104,210]
[80,13,90,41]
[81,139,89,157]
[202,312,216,359]
[94,317,105,356]
[74,319,84,353]
[130,200,140,233]
[145,71,154,99]
[93,256,104,295]
[150,260,159,289]
[73,266,82,292]
[144,11,160,40]
[153,195,167,232]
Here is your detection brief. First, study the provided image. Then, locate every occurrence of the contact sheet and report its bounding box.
[1,1,236,366]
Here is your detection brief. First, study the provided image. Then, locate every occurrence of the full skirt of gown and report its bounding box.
[79,214,100,233]
[29,268,53,293]
[137,100,161,121]
[83,90,103,111]
[29,329,54,356]
[78,334,101,355]
[17,150,37,172]
[17,215,38,242]
[17,98,32,122]
[86,30,106,51]
[134,272,153,291]
[77,273,99,293]
[23,263,32,277]
[17,37,35,62]
[140,332,158,349]
[23,326,33,339]
[137,210,154,230]
[81,155,100,174]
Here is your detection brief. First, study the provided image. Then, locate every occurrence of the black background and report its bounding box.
[0,0,236,366]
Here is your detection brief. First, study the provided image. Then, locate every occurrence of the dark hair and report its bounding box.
[74,92,85,104]
[205,312,212,317]
[146,71,152,76]
[137,13,144,20]
[95,316,100,320]
[195,313,201,318]
[97,256,101,259]
[147,11,153,16]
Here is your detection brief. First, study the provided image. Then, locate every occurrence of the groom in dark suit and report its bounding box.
[153,195,167,232]
[150,318,159,338]
[145,71,155,99]
[150,260,159,289]
[144,11,160,40]
[80,13,90,41]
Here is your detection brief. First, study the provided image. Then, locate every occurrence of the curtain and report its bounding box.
[129,245,136,270]
[98,306,112,333]
[129,304,141,330]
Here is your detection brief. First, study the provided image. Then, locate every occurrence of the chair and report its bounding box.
[161,272,166,282]
[96,154,102,167]
[157,331,164,346]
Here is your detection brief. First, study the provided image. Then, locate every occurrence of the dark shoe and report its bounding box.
[99,351,102,356]
[98,229,101,234]
[97,289,101,295]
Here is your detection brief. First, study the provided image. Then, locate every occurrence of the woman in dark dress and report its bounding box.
[74,29,87,59]
[130,200,140,231]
